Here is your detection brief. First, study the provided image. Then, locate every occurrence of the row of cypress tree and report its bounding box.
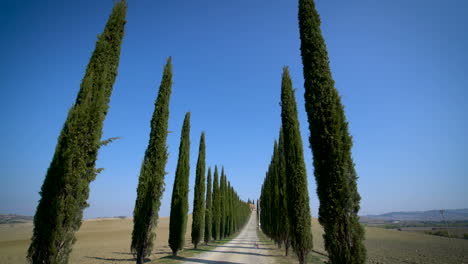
[260,68,313,264]
[260,0,367,263]
[208,166,252,243]
[26,1,251,263]
[128,55,251,261]
[131,44,251,264]
[167,125,252,257]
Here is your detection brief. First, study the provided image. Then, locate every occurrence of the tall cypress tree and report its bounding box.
[226,181,232,237]
[219,168,226,239]
[280,67,312,264]
[298,1,366,263]
[277,128,291,256]
[256,199,259,229]
[271,141,281,247]
[228,183,234,236]
[27,2,127,263]
[191,132,206,248]
[204,168,212,244]
[168,112,191,256]
[131,57,173,264]
[211,166,220,240]
[230,186,235,235]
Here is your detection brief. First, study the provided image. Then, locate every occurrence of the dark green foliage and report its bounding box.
[207,166,250,240]
[131,57,173,264]
[219,168,226,239]
[168,112,191,256]
[298,0,366,263]
[425,230,451,237]
[256,199,259,228]
[280,67,312,264]
[223,172,230,238]
[27,2,127,263]
[212,167,220,240]
[228,183,234,236]
[191,133,206,248]
[260,128,291,256]
[226,182,232,237]
[271,142,281,247]
[277,129,291,256]
[204,168,212,244]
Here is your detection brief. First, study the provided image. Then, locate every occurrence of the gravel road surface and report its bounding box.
[182,213,275,264]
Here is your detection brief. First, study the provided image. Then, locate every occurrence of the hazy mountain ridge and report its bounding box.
[362,208,468,221]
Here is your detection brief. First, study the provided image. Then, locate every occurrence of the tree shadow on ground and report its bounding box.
[112,252,133,255]
[189,248,274,257]
[216,245,273,250]
[85,256,151,262]
[161,255,241,264]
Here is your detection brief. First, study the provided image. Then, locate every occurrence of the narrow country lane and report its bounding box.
[182,212,275,264]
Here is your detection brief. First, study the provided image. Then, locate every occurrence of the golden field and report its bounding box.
[1,216,468,263]
[0,216,192,264]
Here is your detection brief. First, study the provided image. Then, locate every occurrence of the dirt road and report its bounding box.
[182,213,275,264]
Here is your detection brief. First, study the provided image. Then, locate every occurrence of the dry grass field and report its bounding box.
[1,216,468,264]
[310,218,468,264]
[0,216,193,264]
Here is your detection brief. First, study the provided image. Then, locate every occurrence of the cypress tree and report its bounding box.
[228,184,234,236]
[280,67,312,264]
[222,171,229,238]
[223,175,229,238]
[27,2,127,263]
[277,128,291,256]
[168,112,191,256]
[131,57,173,264]
[204,168,212,244]
[298,1,366,263]
[211,166,220,240]
[219,168,226,239]
[271,141,281,247]
[191,132,206,248]
[230,186,235,235]
[226,181,232,237]
[256,199,259,229]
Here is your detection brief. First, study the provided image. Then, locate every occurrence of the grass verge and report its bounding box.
[256,228,328,264]
[154,236,237,264]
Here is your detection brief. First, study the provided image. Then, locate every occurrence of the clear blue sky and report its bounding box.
[1,0,467,218]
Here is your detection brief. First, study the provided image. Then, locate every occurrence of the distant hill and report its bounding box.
[362,208,468,222]
[0,214,33,224]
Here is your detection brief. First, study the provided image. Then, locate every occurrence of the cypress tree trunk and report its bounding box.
[204,168,212,245]
[27,2,127,263]
[212,167,220,240]
[131,57,173,264]
[298,1,366,263]
[280,67,313,264]
[169,112,191,256]
[191,133,206,249]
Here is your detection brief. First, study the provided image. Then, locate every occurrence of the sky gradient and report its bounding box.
[1,0,467,218]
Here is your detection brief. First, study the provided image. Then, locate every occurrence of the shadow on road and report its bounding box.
[189,248,275,257]
[85,256,151,262]
[216,245,273,250]
[162,255,242,264]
